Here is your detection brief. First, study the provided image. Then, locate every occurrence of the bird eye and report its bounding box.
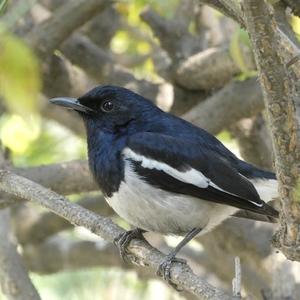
[101,100,114,112]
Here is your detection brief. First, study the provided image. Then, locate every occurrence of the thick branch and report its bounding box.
[175,47,253,91]
[183,77,264,134]
[243,0,300,261]
[23,237,133,274]
[0,209,41,300]
[0,170,232,300]
[0,160,98,209]
[230,115,273,170]
[14,160,96,195]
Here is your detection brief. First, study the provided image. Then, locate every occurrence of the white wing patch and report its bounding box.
[123,147,265,208]
[123,147,209,188]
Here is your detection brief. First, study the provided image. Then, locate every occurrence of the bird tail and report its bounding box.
[235,160,279,222]
[250,178,278,203]
[237,160,278,203]
[233,209,278,223]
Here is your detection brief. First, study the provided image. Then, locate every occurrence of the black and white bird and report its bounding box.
[50,85,279,284]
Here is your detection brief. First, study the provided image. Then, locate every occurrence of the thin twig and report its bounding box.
[232,257,242,299]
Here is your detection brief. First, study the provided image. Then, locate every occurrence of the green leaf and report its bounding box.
[294,178,300,202]
[0,0,8,16]
[0,28,41,115]
[229,29,249,73]
[229,28,256,80]
[291,15,300,42]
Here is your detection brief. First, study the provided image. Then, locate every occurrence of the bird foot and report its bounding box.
[157,254,186,291]
[114,228,145,263]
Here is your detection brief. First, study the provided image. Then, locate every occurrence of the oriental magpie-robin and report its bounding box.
[50,85,279,285]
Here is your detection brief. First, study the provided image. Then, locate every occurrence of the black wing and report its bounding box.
[124,132,278,218]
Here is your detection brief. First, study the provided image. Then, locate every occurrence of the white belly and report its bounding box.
[106,161,238,235]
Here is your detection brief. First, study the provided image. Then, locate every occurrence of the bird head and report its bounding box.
[50,85,159,131]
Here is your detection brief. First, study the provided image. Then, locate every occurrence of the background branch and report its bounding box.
[26,0,109,58]
[183,77,264,134]
[0,208,41,300]
[14,194,112,245]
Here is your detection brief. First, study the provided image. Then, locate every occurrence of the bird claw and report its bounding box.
[157,255,186,291]
[114,228,145,263]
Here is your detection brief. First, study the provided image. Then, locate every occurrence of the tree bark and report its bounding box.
[243,0,300,261]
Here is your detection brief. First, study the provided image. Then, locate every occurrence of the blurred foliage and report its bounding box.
[0,114,40,154]
[229,28,258,80]
[294,178,300,202]
[0,0,8,15]
[0,28,41,115]
[116,0,179,22]
[0,114,86,167]
[112,0,179,80]
[0,26,43,164]
[29,267,186,300]
[217,130,240,157]
[30,268,176,300]
[291,15,300,41]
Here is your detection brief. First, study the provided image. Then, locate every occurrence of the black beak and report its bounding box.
[49,97,95,113]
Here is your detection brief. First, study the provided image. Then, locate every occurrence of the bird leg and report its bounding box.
[114,228,146,262]
[157,227,202,290]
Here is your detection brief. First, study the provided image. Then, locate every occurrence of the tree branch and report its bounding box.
[199,1,245,27]
[183,77,264,134]
[282,0,300,17]
[230,115,273,169]
[175,47,254,91]
[0,160,96,208]
[243,0,300,261]
[0,170,233,300]
[60,33,162,103]
[23,237,134,275]
[140,6,202,60]
[0,208,41,300]
[14,194,113,245]
[26,0,109,58]
[200,0,300,79]
[13,160,96,195]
